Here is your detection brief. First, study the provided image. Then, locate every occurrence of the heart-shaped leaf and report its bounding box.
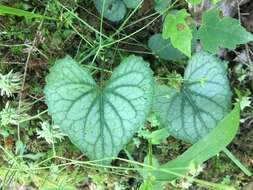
[154,52,232,143]
[44,55,154,162]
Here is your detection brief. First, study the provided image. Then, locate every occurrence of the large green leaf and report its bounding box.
[154,52,232,143]
[44,55,154,162]
[198,8,253,53]
[154,103,240,181]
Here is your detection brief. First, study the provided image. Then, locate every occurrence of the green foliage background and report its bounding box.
[0,0,253,189]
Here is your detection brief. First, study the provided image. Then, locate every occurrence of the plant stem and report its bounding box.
[19,109,48,124]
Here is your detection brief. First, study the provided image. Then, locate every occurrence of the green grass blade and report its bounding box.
[0,5,56,20]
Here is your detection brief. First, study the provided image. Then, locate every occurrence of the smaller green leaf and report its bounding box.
[148,128,169,145]
[198,8,253,53]
[94,0,126,22]
[153,103,240,181]
[154,0,171,14]
[123,0,142,8]
[149,25,197,61]
[148,33,186,61]
[163,9,193,57]
[94,0,142,22]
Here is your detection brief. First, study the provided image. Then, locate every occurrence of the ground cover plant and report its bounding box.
[0,0,253,189]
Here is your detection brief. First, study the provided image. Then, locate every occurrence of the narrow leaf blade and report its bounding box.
[0,5,54,20]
